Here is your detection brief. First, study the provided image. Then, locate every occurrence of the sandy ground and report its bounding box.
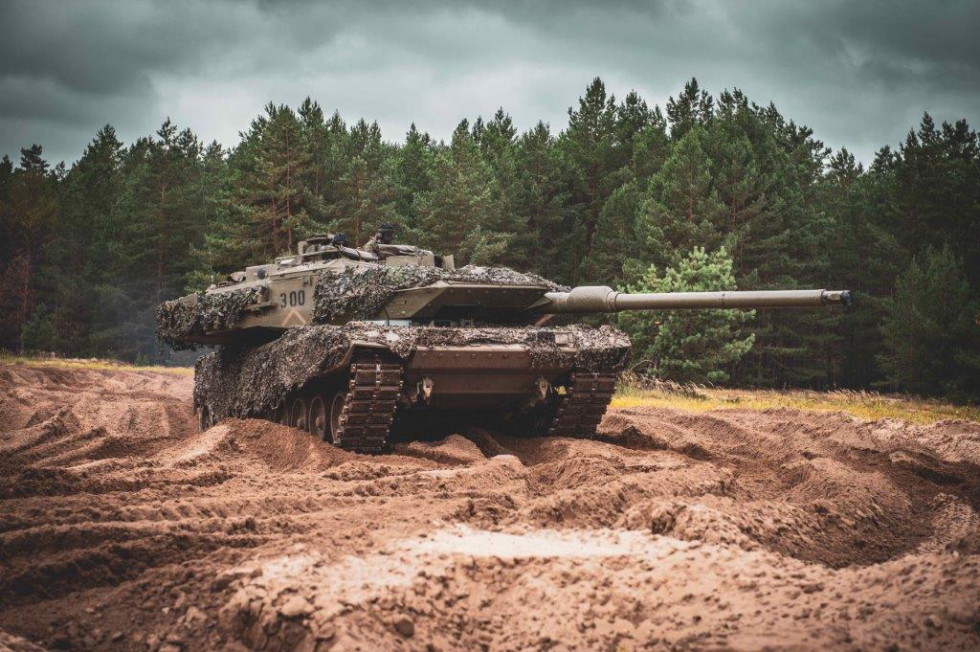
[1,364,978,651]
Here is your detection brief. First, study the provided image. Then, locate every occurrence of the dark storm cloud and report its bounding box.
[749,0,980,91]
[824,1,980,73]
[1,0,977,166]
[0,1,243,94]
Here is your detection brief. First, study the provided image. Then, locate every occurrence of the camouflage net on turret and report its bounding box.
[156,286,263,350]
[194,322,630,421]
[312,264,568,323]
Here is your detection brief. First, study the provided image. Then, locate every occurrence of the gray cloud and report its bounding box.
[1,0,977,166]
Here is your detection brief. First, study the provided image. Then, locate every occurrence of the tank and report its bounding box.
[157,234,851,451]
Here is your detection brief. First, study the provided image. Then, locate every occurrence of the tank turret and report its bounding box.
[158,237,851,451]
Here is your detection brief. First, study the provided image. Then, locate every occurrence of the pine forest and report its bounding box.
[2,78,978,400]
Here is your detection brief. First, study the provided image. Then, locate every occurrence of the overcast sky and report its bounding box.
[2,0,978,167]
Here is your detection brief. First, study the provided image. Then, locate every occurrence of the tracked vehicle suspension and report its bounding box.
[548,370,618,438]
[328,356,403,452]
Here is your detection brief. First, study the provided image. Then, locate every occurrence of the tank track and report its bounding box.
[548,370,618,438]
[271,363,614,449]
[332,357,403,452]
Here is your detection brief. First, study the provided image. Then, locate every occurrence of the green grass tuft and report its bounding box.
[0,352,193,376]
[612,379,979,424]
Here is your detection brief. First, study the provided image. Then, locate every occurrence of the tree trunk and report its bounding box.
[19,243,32,353]
[286,129,293,252]
[157,184,167,305]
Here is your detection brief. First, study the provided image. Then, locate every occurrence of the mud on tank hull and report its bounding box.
[194,322,631,452]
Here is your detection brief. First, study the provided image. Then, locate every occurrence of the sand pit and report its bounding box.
[1,364,978,650]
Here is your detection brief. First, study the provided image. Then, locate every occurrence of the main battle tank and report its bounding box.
[157,234,851,451]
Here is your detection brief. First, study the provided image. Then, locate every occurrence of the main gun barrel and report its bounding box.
[539,286,851,313]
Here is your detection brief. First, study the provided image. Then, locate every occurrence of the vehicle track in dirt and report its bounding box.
[1,364,978,650]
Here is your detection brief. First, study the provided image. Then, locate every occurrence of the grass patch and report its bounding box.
[0,352,193,376]
[612,382,980,424]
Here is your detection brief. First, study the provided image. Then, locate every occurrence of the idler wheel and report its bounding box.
[272,404,287,425]
[328,390,347,445]
[288,396,308,431]
[308,394,329,440]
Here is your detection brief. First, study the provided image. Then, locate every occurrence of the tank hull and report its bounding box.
[194,322,630,451]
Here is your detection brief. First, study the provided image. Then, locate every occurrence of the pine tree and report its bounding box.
[615,91,655,165]
[395,123,434,234]
[561,78,620,276]
[226,103,315,262]
[329,119,397,245]
[583,99,665,283]
[879,246,980,399]
[636,125,726,270]
[18,145,50,175]
[19,304,59,353]
[666,78,714,139]
[1,146,59,351]
[821,148,903,386]
[297,97,332,224]
[727,101,834,387]
[415,120,509,264]
[473,109,528,267]
[513,122,570,278]
[892,114,980,287]
[707,90,774,263]
[50,125,124,352]
[185,140,231,292]
[0,154,20,350]
[100,120,207,359]
[582,183,642,282]
[60,126,124,275]
[628,108,670,182]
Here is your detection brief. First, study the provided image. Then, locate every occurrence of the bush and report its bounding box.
[20,306,60,354]
[617,246,754,384]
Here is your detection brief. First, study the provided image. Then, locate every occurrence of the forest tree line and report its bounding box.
[1,78,978,399]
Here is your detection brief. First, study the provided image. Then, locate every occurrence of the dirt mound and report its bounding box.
[0,628,47,651]
[214,527,980,651]
[1,363,978,650]
[156,419,355,472]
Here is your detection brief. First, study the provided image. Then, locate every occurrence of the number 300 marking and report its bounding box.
[279,290,305,308]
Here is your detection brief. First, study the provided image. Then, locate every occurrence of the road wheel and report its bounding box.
[272,404,286,425]
[264,404,285,425]
[328,390,347,445]
[308,394,329,440]
[289,396,308,431]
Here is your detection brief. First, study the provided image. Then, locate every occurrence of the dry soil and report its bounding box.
[1,364,978,650]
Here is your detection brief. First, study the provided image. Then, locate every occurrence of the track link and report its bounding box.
[333,357,403,452]
[548,371,618,438]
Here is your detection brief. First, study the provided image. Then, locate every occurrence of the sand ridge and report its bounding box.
[0,364,978,650]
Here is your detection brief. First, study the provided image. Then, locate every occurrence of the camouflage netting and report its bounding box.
[156,286,263,350]
[312,264,568,323]
[194,322,630,421]
[446,265,568,290]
